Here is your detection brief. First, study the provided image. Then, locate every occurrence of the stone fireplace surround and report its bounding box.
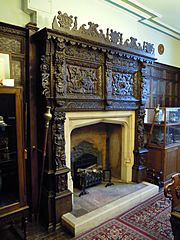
[65,111,135,193]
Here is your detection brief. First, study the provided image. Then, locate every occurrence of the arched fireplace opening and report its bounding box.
[65,111,135,193]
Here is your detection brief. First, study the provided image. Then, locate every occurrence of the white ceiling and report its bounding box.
[134,0,180,32]
[106,0,180,40]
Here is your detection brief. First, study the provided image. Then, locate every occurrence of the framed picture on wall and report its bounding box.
[0,53,14,86]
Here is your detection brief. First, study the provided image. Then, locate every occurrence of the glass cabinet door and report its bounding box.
[0,87,26,212]
[0,93,19,207]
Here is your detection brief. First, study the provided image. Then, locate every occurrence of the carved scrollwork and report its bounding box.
[141,68,150,101]
[52,110,66,169]
[136,108,146,150]
[66,65,98,95]
[143,41,154,54]
[110,30,122,45]
[105,100,138,110]
[56,174,67,192]
[52,11,155,58]
[79,22,100,39]
[57,11,73,30]
[54,38,66,97]
[124,37,142,51]
[40,55,50,97]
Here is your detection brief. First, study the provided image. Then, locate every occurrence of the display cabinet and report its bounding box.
[144,107,180,185]
[0,86,28,239]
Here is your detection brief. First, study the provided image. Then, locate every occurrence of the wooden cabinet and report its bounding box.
[147,145,180,184]
[0,86,28,238]
[145,107,180,184]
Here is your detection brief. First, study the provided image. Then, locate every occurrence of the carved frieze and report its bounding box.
[52,11,155,58]
[105,100,138,110]
[107,54,138,71]
[65,45,103,63]
[66,100,103,110]
[0,37,22,54]
[0,24,26,37]
[52,110,66,169]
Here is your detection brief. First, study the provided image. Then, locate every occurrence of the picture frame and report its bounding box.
[0,53,11,81]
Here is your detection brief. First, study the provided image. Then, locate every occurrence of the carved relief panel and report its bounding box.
[105,54,139,108]
[53,38,104,101]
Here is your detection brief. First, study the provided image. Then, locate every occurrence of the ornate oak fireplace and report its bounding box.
[32,11,156,230]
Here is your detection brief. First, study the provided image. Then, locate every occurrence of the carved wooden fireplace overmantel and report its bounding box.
[32,11,156,230]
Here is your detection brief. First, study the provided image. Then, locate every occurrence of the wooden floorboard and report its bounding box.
[27,222,74,240]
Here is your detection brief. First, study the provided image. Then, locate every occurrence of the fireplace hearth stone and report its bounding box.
[62,181,159,236]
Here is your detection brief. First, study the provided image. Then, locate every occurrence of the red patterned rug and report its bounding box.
[75,192,173,240]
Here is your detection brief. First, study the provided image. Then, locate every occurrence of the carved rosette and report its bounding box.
[112,73,133,96]
[54,38,66,97]
[52,110,66,169]
[40,55,50,97]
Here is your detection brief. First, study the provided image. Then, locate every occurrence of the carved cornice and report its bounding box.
[0,22,27,37]
[52,11,155,63]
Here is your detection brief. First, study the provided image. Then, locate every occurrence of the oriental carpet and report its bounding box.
[75,192,173,240]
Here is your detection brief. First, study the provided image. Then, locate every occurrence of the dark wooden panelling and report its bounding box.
[0,22,27,89]
[145,62,180,108]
